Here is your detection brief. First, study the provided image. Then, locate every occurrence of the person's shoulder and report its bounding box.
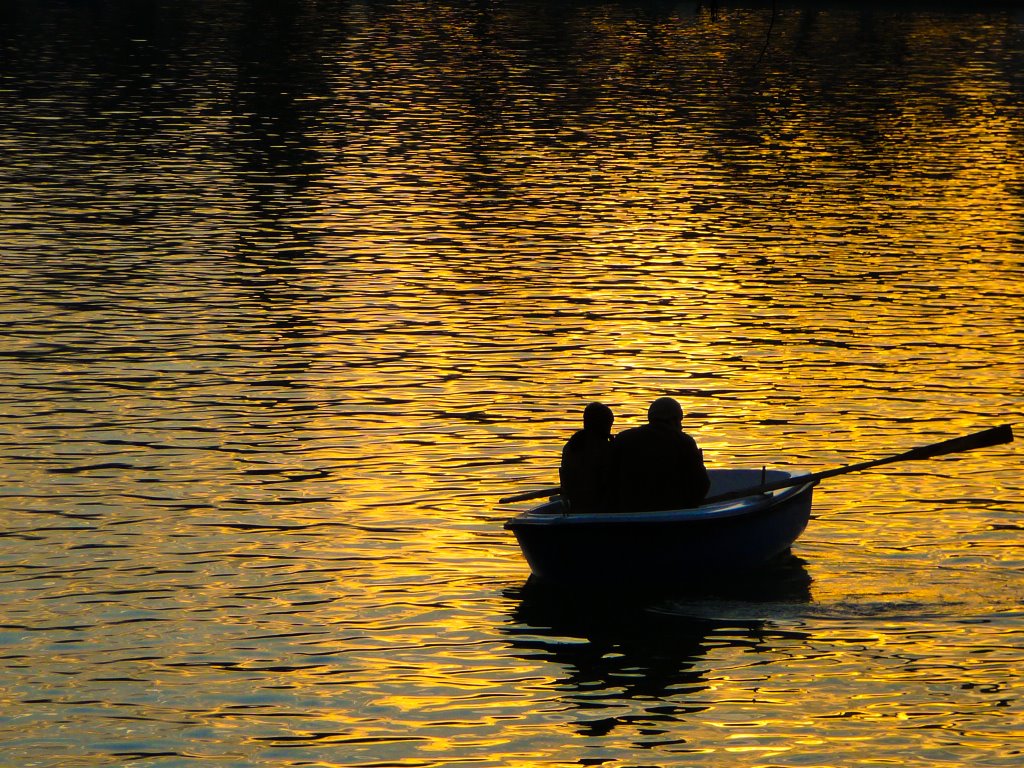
[564,429,593,450]
[613,425,646,443]
[675,430,701,450]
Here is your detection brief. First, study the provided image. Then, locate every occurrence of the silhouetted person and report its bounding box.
[559,402,615,513]
[611,397,709,513]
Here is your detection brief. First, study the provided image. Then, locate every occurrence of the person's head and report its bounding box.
[582,402,614,437]
[647,396,683,430]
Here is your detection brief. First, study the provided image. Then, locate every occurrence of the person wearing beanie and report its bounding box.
[610,397,709,513]
[559,402,615,513]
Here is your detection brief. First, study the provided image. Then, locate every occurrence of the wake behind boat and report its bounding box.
[505,468,816,589]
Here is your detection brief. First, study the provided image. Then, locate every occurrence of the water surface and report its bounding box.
[1,1,1022,766]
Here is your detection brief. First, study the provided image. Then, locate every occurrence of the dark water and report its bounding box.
[1,1,1022,766]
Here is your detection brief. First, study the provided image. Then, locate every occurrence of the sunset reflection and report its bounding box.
[0,2,1021,767]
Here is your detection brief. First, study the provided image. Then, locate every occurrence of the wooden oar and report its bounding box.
[702,423,1014,504]
[499,485,562,505]
[498,424,1014,506]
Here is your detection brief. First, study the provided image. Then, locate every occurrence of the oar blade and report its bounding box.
[903,424,1014,462]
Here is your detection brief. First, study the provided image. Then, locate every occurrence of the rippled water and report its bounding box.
[1,1,1022,766]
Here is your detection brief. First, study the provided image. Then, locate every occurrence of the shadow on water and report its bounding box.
[501,554,813,735]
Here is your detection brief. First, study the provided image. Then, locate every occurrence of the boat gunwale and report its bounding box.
[504,470,817,529]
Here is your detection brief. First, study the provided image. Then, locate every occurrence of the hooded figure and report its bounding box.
[610,397,709,513]
[559,402,615,513]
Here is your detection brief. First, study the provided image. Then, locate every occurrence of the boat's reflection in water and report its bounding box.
[502,554,813,736]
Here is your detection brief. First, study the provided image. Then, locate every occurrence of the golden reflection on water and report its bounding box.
[0,2,1022,767]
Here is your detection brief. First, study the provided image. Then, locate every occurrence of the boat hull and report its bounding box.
[504,469,816,589]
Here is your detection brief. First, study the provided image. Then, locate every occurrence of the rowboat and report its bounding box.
[502,425,1013,590]
[504,468,817,589]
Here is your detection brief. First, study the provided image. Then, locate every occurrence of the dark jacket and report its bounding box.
[559,429,613,513]
[610,423,710,513]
